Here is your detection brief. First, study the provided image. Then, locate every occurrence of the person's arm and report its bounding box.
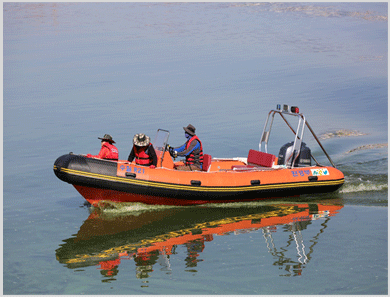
[174,142,187,153]
[149,145,158,166]
[176,140,200,157]
[97,145,109,159]
[127,147,135,162]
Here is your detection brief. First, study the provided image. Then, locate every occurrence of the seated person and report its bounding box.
[128,133,157,168]
[170,124,203,171]
[87,134,118,161]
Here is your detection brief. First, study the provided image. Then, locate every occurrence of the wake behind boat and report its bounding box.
[53,104,344,206]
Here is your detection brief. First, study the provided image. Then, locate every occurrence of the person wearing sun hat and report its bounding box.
[127,133,157,168]
[170,124,204,171]
[86,134,119,160]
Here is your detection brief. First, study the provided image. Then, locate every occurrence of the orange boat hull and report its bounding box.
[54,153,344,206]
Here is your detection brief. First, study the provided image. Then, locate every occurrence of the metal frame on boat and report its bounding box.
[260,104,336,168]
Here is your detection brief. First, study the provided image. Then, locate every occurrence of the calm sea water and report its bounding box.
[3,2,388,295]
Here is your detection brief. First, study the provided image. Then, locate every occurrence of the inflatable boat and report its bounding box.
[53,105,344,206]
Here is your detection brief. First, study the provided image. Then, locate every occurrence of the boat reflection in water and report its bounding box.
[56,198,343,280]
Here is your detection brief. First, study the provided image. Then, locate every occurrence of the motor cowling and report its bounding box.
[277,142,311,167]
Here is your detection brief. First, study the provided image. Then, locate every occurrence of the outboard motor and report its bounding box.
[278,142,311,167]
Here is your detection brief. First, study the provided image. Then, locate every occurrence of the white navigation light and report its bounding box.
[283,104,290,112]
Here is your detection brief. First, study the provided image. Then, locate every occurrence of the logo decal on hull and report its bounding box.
[119,165,145,174]
[291,170,310,177]
[311,168,329,176]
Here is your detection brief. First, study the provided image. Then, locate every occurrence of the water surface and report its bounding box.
[3,2,387,294]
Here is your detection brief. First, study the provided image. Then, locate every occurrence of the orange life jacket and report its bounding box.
[185,136,203,166]
[134,144,153,166]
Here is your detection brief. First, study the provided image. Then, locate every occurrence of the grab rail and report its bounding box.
[259,106,337,168]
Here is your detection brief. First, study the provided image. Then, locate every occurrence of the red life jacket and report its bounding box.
[185,136,203,166]
[134,144,153,166]
[102,142,119,160]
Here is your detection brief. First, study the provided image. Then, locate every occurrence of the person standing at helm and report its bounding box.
[170,124,204,171]
[128,133,157,168]
[87,134,119,161]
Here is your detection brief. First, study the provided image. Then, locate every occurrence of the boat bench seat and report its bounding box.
[231,149,276,170]
[247,149,276,167]
[203,154,212,171]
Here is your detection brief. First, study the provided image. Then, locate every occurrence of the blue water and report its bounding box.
[3,2,388,294]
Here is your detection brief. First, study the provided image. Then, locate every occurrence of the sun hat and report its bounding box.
[98,134,115,143]
[183,124,196,136]
[133,133,150,147]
